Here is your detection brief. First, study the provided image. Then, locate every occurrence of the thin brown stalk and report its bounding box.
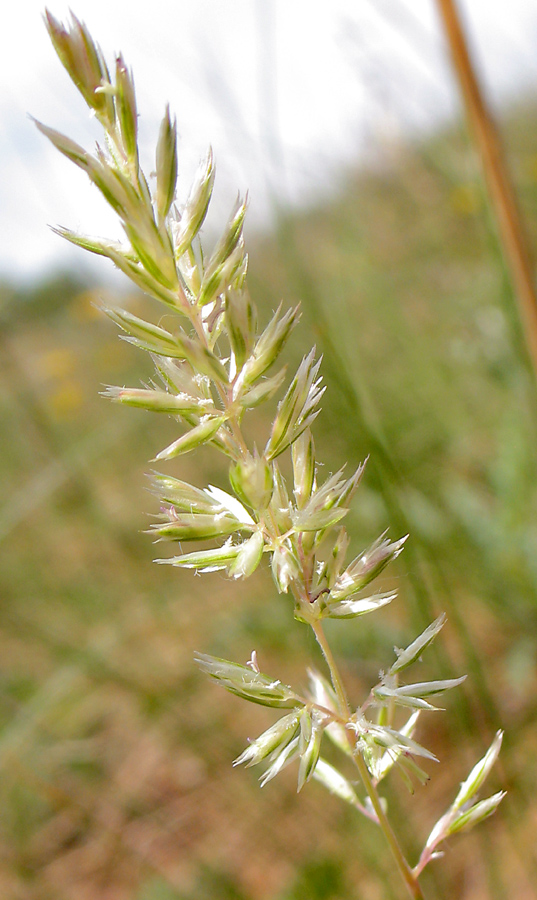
[435,0,537,378]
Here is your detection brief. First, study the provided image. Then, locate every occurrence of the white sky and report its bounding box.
[1,0,537,282]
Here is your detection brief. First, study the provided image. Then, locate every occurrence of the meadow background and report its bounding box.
[2,2,537,898]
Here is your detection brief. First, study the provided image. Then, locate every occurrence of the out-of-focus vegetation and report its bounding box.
[2,97,537,900]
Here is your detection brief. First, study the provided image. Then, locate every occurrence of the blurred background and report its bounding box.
[2,1,537,898]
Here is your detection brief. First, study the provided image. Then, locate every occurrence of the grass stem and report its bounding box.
[312,621,425,900]
[435,0,537,379]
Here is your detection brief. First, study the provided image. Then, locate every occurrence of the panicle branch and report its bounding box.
[39,13,505,897]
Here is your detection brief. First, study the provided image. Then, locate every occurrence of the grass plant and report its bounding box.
[29,11,510,899]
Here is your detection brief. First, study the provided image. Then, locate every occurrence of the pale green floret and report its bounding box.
[330,533,407,601]
[292,505,348,534]
[149,482,255,542]
[446,792,506,836]
[153,415,227,460]
[289,470,345,534]
[236,368,287,408]
[148,510,245,543]
[267,465,293,534]
[354,719,438,764]
[153,358,211,402]
[292,429,315,510]
[101,306,184,355]
[198,198,248,307]
[225,287,257,374]
[265,350,324,460]
[229,531,265,579]
[172,149,214,257]
[325,528,351,590]
[297,708,326,792]
[103,241,186,308]
[34,120,88,167]
[234,711,301,768]
[50,227,127,260]
[259,735,301,787]
[114,55,138,164]
[204,486,255,525]
[155,106,178,224]
[324,591,396,620]
[156,540,240,573]
[102,386,213,415]
[452,729,504,810]
[151,475,228,513]
[271,542,301,594]
[229,453,273,512]
[413,729,505,875]
[44,10,114,123]
[373,687,438,712]
[369,712,421,784]
[389,614,448,675]
[193,654,300,708]
[237,304,300,389]
[373,676,466,711]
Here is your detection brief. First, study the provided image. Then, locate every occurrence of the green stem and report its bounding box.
[311,620,425,900]
[311,621,350,716]
[351,750,425,900]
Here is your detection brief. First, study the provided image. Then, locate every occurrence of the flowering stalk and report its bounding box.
[38,11,505,898]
